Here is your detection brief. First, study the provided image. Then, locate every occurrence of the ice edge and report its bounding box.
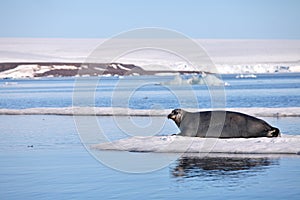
[0,107,299,117]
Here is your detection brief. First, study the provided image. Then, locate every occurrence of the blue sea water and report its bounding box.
[1,73,300,109]
[0,74,300,199]
[0,115,300,200]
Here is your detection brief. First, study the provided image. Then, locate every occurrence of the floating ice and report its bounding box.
[235,74,257,79]
[92,134,300,155]
[0,107,299,117]
[161,73,228,86]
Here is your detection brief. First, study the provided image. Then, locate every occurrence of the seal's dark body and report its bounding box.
[169,110,280,138]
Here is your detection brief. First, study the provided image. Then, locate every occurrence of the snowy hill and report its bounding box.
[0,63,148,78]
[0,38,300,77]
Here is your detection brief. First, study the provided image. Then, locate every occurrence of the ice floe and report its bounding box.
[0,107,299,117]
[92,134,300,155]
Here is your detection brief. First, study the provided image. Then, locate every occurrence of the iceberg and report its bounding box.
[161,73,228,86]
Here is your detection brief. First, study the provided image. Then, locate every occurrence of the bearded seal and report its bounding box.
[167,109,280,138]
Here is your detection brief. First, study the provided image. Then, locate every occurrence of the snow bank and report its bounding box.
[91,134,300,155]
[0,65,38,78]
[0,107,300,117]
[0,64,78,78]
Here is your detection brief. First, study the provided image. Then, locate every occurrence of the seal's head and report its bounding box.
[168,109,183,127]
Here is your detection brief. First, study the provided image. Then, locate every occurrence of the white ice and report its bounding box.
[161,73,228,86]
[0,107,300,117]
[92,134,300,155]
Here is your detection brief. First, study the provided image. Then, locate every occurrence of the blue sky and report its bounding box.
[0,0,299,39]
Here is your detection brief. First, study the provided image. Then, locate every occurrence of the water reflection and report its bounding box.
[171,154,279,183]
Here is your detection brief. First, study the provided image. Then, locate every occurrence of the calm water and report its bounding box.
[1,73,300,109]
[0,74,300,199]
[0,115,300,199]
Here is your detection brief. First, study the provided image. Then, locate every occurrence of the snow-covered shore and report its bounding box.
[0,107,299,117]
[0,64,78,78]
[0,38,300,76]
[1,62,299,79]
